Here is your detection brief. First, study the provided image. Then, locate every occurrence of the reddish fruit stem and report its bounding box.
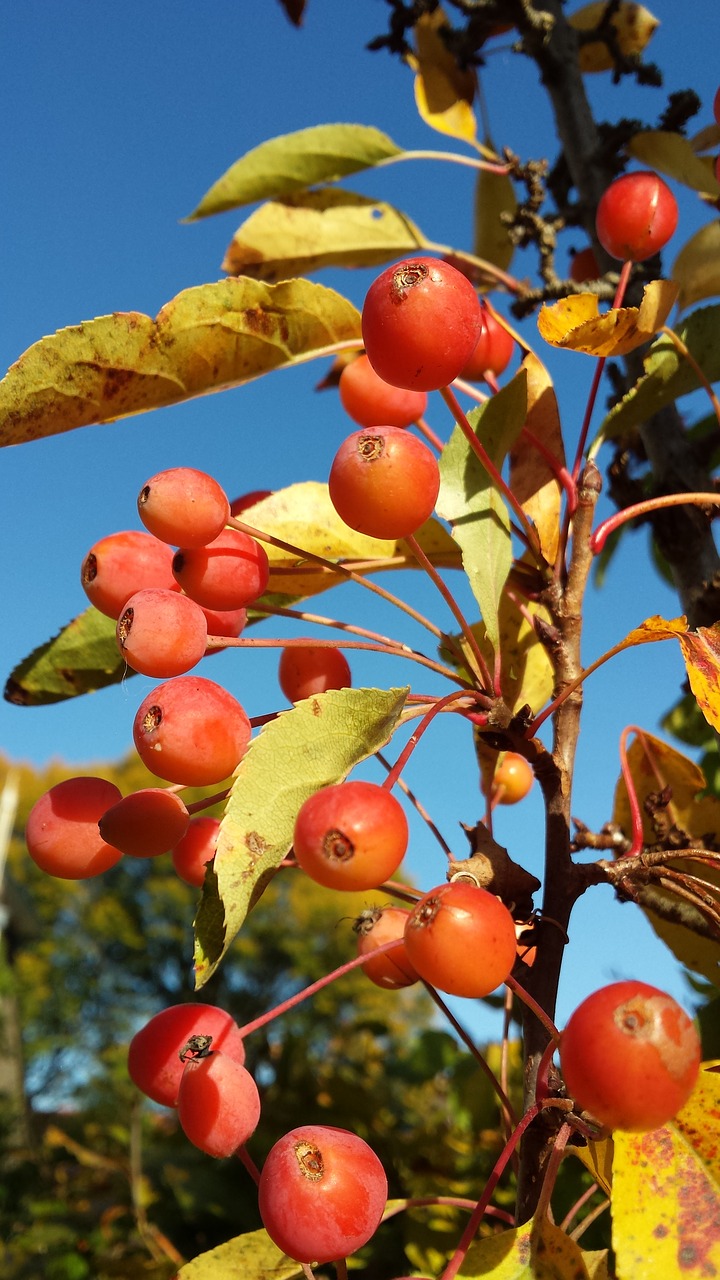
[439,386,543,560]
[423,984,518,1127]
[506,974,561,1044]
[415,415,446,452]
[590,490,720,555]
[618,725,646,858]
[405,533,494,689]
[381,689,490,792]
[235,1144,261,1184]
[381,1195,514,1226]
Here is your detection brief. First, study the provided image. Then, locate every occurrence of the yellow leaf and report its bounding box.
[569,2,659,73]
[538,281,678,356]
[510,352,566,563]
[460,1219,607,1277]
[0,278,361,447]
[677,623,720,734]
[473,160,517,274]
[408,8,477,144]
[177,1227,303,1279]
[673,222,720,311]
[613,1074,720,1279]
[571,1134,614,1196]
[628,130,720,196]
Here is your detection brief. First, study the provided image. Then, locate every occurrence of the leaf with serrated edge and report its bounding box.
[437,370,527,656]
[510,352,565,563]
[628,130,720,196]
[4,609,122,706]
[613,1076,720,1280]
[673,222,720,311]
[0,278,360,448]
[186,123,404,220]
[223,190,427,281]
[613,729,720,985]
[193,686,409,987]
[176,1227,303,1279]
[458,1218,610,1277]
[593,304,720,448]
[538,280,678,357]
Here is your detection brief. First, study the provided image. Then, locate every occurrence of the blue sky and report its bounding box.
[2,1,719,1034]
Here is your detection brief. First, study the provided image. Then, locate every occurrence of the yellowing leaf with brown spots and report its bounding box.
[193,686,409,987]
[0,278,361,447]
[569,2,659,73]
[408,7,477,145]
[613,729,720,986]
[457,1219,611,1277]
[510,352,566,563]
[613,1072,720,1279]
[538,281,678,357]
[222,190,427,282]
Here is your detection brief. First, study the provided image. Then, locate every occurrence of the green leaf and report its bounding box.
[0,278,361,447]
[673,221,720,311]
[436,369,527,656]
[472,162,516,274]
[176,1227,304,1279]
[193,685,409,987]
[593,305,720,449]
[4,609,122,706]
[223,189,427,282]
[186,123,405,220]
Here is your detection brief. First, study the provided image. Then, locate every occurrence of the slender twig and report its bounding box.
[382,690,490,792]
[376,750,453,860]
[405,533,492,688]
[660,324,720,431]
[423,984,518,1127]
[211,631,470,687]
[590,490,720,555]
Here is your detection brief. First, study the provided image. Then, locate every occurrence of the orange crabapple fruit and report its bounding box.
[354,906,420,989]
[172,527,269,611]
[26,776,124,880]
[171,815,220,887]
[404,881,517,998]
[278,644,351,703]
[459,302,515,382]
[137,466,230,548]
[116,587,208,677]
[81,529,179,620]
[98,787,190,858]
[483,752,534,805]
[338,352,428,428]
[559,980,701,1133]
[361,256,482,391]
[293,780,408,892]
[132,676,251,786]
[328,426,440,540]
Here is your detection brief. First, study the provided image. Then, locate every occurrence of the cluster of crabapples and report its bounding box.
[22,167,702,1262]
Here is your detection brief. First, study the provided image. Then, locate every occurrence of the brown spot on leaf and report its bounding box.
[245,831,268,858]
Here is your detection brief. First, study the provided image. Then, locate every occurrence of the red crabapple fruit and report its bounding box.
[171,816,220,887]
[328,426,440,540]
[361,257,481,391]
[116,588,208,677]
[595,171,678,262]
[559,981,701,1132]
[177,1051,261,1157]
[127,1003,246,1107]
[339,353,428,428]
[293,780,408,892]
[133,676,252,786]
[258,1125,388,1263]
[81,530,179,620]
[137,467,230,548]
[354,906,419,989]
[404,881,517,997]
[26,776,124,879]
[230,489,273,517]
[459,302,515,382]
[569,246,601,283]
[98,787,190,858]
[172,528,270,610]
[278,644,351,702]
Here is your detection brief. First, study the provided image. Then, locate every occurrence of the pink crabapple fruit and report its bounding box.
[116,587,209,677]
[81,530,179,620]
[127,1003,246,1107]
[258,1125,388,1264]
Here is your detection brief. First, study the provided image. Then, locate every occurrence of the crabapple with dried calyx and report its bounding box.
[339,352,428,428]
[137,466,230,548]
[116,588,208,677]
[172,527,269,611]
[127,1003,246,1107]
[278,644,351,702]
[559,980,701,1132]
[329,426,440,540]
[258,1125,388,1264]
[293,779,408,892]
[133,675,251,786]
[171,815,220,887]
[177,1048,261,1158]
[361,256,482,391]
[98,787,190,858]
[595,170,678,262]
[354,906,419,989]
[483,752,534,805]
[404,881,517,997]
[81,529,179,620]
[26,776,124,880]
